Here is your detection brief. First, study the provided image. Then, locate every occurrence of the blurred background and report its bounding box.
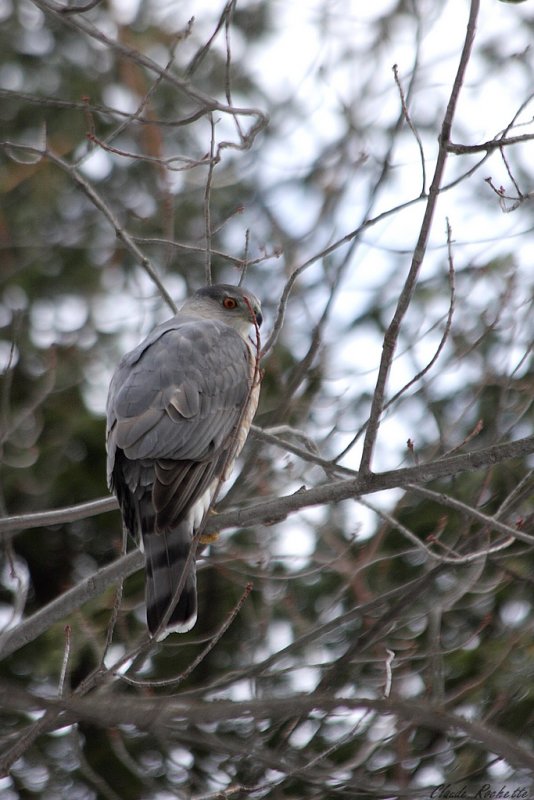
[1,0,534,797]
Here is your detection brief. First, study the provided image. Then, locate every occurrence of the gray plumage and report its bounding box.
[106,285,262,639]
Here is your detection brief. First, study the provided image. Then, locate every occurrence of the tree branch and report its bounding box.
[359,0,481,473]
[0,551,143,660]
[2,434,533,540]
[1,684,533,773]
[448,132,534,154]
[1,433,533,659]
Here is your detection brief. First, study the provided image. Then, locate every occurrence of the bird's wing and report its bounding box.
[106,316,254,530]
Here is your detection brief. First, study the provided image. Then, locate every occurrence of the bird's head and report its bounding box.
[183,284,263,337]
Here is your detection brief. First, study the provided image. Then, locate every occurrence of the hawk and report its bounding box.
[106,284,262,639]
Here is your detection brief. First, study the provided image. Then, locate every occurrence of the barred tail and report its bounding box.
[143,523,197,639]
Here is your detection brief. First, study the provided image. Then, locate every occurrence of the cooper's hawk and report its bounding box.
[106,284,262,639]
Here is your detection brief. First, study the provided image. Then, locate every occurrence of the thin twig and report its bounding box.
[204,114,217,286]
[393,63,426,195]
[358,0,481,475]
[406,483,531,545]
[0,141,178,313]
[335,218,457,463]
[384,649,395,698]
[58,625,72,697]
[238,229,251,287]
[119,582,253,689]
[99,526,128,664]
[359,496,514,565]
[34,0,268,143]
[59,0,103,12]
[447,132,534,154]
[383,217,456,408]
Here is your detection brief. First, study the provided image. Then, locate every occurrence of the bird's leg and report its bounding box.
[199,509,221,544]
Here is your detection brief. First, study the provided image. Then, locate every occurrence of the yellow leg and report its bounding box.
[199,509,220,544]
[199,531,220,544]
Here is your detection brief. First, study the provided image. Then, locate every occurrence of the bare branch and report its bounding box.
[0,496,117,539]
[33,0,268,146]
[2,434,534,659]
[393,63,427,195]
[2,434,534,542]
[59,0,103,13]
[0,551,143,660]
[359,0,481,474]
[2,686,534,773]
[0,140,178,313]
[448,132,534,154]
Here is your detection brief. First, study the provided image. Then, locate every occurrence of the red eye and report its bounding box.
[223,296,237,310]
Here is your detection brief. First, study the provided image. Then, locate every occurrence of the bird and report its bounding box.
[106,284,262,639]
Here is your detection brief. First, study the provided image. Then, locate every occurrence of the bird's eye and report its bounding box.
[223,296,237,310]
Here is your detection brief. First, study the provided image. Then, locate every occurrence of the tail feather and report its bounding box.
[143,523,197,639]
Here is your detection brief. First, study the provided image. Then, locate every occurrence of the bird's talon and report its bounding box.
[200,531,220,544]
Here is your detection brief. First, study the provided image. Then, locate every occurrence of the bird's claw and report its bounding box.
[199,531,220,544]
